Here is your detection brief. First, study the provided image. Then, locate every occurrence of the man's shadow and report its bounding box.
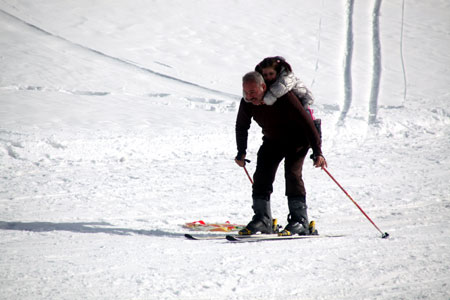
[0,221,184,237]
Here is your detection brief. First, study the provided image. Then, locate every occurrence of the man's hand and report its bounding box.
[235,154,246,167]
[313,155,327,169]
[235,157,246,167]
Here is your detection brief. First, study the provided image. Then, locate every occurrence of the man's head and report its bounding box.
[242,71,266,105]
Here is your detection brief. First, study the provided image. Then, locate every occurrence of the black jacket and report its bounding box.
[235,91,322,157]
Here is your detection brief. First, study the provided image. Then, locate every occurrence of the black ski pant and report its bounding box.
[252,138,309,199]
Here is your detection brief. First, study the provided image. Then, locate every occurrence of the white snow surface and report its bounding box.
[1,0,449,299]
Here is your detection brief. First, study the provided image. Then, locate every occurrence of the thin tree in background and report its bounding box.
[339,0,355,124]
[400,0,407,105]
[369,0,382,124]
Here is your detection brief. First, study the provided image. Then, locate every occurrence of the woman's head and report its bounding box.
[255,56,292,84]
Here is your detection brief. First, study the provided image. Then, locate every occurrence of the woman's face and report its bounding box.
[261,67,277,84]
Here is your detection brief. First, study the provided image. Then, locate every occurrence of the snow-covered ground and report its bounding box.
[1,0,449,299]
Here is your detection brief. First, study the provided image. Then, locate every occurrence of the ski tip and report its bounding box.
[225,235,241,242]
[184,233,195,240]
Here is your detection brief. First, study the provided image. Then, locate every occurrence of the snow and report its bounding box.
[1,0,449,299]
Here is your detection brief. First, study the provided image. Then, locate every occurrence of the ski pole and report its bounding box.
[322,167,389,239]
[243,159,253,185]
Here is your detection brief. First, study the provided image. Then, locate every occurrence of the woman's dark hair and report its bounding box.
[255,56,292,75]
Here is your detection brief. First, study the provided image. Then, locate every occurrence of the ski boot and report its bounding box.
[279,197,318,236]
[239,196,274,235]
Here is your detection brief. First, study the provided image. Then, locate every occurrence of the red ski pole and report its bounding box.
[243,159,254,185]
[322,167,389,239]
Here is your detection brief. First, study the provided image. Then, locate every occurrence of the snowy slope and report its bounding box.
[1,0,449,299]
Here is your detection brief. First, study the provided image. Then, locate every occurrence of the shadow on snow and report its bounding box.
[0,221,184,237]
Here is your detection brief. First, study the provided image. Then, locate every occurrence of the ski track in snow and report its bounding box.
[1,0,450,299]
[0,8,240,101]
[0,7,239,118]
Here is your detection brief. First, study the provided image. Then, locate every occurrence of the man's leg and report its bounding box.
[252,140,284,197]
[281,147,312,235]
[239,140,283,235]
[284,146,308,198]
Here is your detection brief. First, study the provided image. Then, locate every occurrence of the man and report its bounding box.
[235,71,327,236]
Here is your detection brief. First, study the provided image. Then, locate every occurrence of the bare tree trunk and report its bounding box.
[369,0,382,124]
[339,0,354,124]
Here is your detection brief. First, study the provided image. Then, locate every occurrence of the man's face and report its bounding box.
[243,81,266,105]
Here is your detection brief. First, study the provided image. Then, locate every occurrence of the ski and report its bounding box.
[185,220,344,241]
[184,233,227,240]
[184,233,279,241]
[185,233,344,241]
[226,234,345,242]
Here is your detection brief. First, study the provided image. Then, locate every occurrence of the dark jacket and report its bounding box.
[235,91,322,158]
